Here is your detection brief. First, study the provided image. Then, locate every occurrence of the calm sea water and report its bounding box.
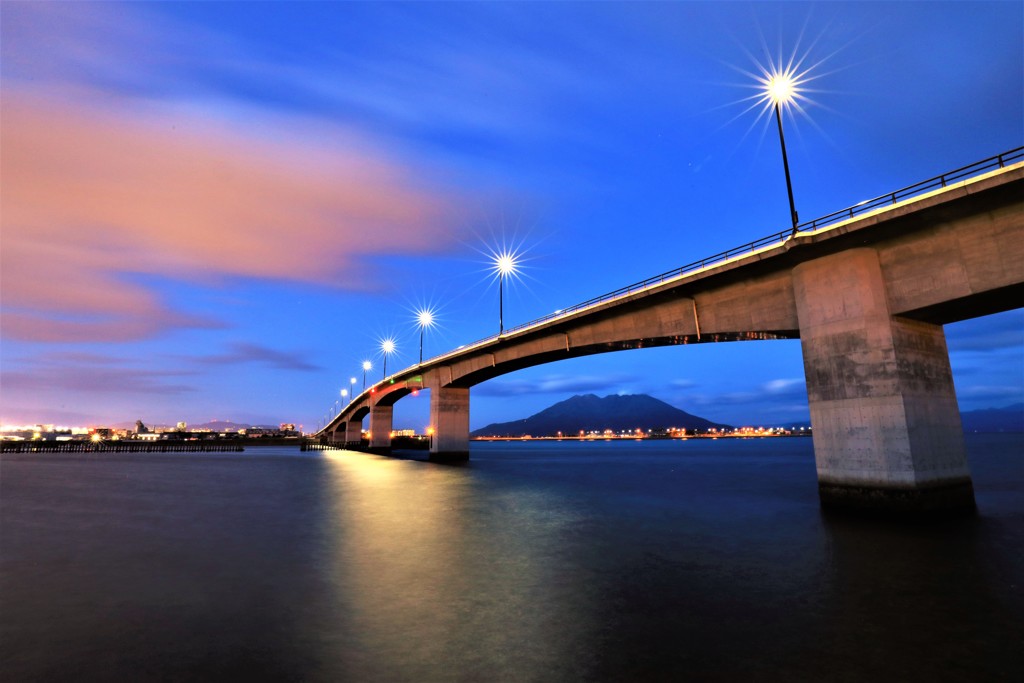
[2,435,1021,682]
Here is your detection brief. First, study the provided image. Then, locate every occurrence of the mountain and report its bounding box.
[960,404,1024,433]
[471,394,731,437]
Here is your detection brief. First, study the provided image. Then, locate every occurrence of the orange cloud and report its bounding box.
[0,86,467,341]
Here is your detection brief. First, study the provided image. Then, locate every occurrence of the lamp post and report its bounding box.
[766,72,799,233]
[361,360,372,391]
[493,251,518,334]
[416,309,434,363]
[340,388,348,406]
[380,338,395,379]
[350,376,357,399]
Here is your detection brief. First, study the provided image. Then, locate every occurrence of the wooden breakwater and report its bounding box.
[0,441,245,454]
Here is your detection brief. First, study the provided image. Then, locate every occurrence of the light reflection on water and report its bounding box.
[320,451,598,681]
[2,435,1021,681]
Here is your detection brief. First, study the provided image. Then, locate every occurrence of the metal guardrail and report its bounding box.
[493,146,1024,338]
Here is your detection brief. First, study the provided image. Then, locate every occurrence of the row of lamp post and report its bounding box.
[325,71,800,429]
[327,248,517,427]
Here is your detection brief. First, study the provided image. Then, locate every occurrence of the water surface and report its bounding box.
[3,435,1021,681]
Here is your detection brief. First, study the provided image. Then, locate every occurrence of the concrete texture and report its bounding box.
[428,386,470,462]
[369,404,393,452]
[793,248,974,513]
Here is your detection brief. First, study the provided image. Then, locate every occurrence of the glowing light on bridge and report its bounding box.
[763,70,798,106]
[493,251,518,278]
[725,32,841,233]
[379,337,397,378]
[415,307,436,364]
[758,65,802,231]
[361,360,372,391]
[489,247,522,334]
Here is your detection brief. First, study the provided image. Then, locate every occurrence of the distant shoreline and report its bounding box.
[472,433,814,442]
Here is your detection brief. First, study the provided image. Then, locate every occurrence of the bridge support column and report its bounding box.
[429,387,470,462]
[793,248,975,515]
[368,405,393,454]
[342,420,363,447]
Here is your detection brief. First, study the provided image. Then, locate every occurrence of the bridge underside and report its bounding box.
[899,281,1024,326]
[448,330,797,388]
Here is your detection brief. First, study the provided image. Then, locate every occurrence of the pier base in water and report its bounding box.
[794,249,977,519]
[819,479,976,517]
[429,450,469,463]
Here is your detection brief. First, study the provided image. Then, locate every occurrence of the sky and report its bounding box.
[2,1,1022,432]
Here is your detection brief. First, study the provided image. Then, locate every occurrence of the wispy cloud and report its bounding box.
[946,310,1024,352]
[0,86,468,340]
[197,343,322,372]
[475,372,638,397]
[0,3,487,344]
[1,356,197,396]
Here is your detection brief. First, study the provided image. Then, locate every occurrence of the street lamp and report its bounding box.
[766,71,799,233]
[380,338,396,379]
[416,308,434,363]
[340,388,348,406]
[350,376,357,398]
[493,250,518,334]
[361,360,372,391]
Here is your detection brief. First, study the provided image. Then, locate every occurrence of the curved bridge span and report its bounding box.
[320,151,1024,515]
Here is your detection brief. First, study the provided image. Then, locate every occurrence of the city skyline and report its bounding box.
[2,2,1022,431]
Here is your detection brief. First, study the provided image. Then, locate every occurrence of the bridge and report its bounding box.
[319,149,1024,514]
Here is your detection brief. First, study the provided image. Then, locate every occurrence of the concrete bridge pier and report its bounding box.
[793,248,976,515]
[342,420,362,447]
[429,386,470,462]
[368,404,393,454]
[329,420,362,447]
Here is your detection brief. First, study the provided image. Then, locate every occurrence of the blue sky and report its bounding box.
[2,1,1021,431]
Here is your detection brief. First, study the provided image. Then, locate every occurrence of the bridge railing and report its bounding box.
[327,148,1023,434]
[796,147,1024,232]
[487,147,1022,339]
